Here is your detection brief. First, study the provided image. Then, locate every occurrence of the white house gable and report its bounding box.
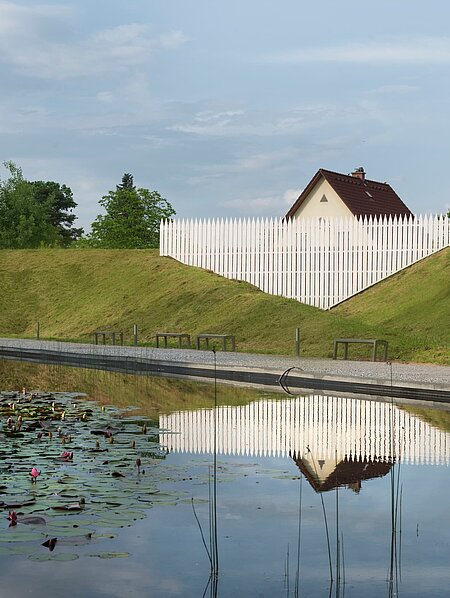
[291,178,353,219]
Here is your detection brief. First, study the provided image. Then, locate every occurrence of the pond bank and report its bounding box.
[0,338,449,404]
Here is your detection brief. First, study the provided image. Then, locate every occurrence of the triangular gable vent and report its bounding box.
[320,194,328,203]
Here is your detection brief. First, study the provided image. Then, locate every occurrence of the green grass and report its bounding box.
[0,247,448,364]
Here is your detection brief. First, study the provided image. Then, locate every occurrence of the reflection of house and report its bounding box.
[159,394,450,482]
[292,453,393,494]
[285,167,413,220]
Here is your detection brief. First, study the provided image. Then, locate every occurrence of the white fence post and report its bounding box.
[159,214,450,310]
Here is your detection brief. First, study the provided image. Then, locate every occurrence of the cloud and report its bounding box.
[220,189,300,216]
[364,84,418,96]
[261,37,450,65]
[0,2,187,79]
[169,104,340,137]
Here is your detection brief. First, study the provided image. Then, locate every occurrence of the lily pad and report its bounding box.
[28,552,80,561]
[89,551,130,559]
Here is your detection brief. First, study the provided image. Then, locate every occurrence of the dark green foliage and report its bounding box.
[87,174,175,249]
[0,161,82,248]
[117,173,135,191]
[30,180,83,246]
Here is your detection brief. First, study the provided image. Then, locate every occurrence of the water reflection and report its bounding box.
[1,359,450,597]
[160,395,449,493]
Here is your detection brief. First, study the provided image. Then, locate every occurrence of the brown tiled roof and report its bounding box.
[285,168,413,219]
[293,455,393,493]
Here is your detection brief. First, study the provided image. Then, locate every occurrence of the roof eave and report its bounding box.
[284,169,325,219]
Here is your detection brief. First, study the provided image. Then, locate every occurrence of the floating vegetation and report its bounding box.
[0,388,170,561]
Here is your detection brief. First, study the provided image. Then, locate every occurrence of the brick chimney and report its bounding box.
[351,167,365,180]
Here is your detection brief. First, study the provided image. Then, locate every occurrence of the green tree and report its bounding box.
[0,162,58,248]
[0,161,83,248]
[87,174,175,248]
[30,180,83,246]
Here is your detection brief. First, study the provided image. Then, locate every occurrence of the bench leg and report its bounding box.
[343,343,348,360]
[333,340,338,359]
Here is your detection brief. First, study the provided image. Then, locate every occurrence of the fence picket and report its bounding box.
[160,215,449,309]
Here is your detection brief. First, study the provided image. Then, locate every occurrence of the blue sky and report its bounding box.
[1,0,450,231]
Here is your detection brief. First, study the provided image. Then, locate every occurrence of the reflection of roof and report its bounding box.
[285,168,413,219]
[292,453,394,493]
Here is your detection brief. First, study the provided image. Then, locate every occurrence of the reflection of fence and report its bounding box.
[160,215,450,309]
[159,395,450,466]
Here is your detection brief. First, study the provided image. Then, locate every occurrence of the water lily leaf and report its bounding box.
[89,551,130,559]
[0,497,36,508]
[51,502,85,511]
[29,552,79,561]
[17,515,46,525]
[0,530,45,542]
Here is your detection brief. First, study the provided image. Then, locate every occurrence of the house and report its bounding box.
[292,453,393,494]
[285,167,413,220]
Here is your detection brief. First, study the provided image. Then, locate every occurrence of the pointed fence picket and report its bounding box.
[160,215,450,310]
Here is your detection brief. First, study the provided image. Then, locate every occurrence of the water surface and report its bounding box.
[0,360,449,597]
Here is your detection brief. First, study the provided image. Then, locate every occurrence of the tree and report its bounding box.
[0,162,58,248]
[30,180,83,246]
[0,161,83,248]
[87,174,175,249]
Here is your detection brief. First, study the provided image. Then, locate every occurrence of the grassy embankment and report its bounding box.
[0,247,448,364]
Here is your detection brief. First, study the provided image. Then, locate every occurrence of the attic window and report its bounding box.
[365,191,373,198]
[320,194,328,203]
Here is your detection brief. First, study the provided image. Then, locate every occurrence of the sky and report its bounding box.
[1,0,450,232]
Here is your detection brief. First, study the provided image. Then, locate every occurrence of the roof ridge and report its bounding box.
[320,168,391,188]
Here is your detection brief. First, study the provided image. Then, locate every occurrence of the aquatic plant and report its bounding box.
[0,388,170,561]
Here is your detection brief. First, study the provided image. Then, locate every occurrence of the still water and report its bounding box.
[0,359,449,597]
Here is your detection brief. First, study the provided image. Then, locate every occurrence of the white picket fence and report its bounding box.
[160,214,450,309]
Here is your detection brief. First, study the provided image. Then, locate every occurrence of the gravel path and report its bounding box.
[1,338,449,390]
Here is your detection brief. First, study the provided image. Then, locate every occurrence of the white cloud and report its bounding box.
[170,104,341,137]
[0,2,187,79]
[262,37,450,65]
[96,91,115,103]
[365,84,418,96]
[159,30,189,50]
[220,188,300,216]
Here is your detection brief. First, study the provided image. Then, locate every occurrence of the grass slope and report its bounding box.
[0,247,448,364]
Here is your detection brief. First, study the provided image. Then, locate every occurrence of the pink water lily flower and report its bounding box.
[8,511,17,527]
[30,467,40,482]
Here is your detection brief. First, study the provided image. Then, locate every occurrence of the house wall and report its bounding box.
[291,178,353,219]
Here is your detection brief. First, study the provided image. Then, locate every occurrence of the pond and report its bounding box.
[0,359,449,597]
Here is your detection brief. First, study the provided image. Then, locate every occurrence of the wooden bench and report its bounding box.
[93,331,124,346]
[333,338,388,362]
[196,333,236,352]
[155,332,191,349]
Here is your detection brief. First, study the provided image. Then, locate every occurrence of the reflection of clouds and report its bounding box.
[0,525,185,597]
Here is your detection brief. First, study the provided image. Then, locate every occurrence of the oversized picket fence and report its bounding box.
[160,214,450,309]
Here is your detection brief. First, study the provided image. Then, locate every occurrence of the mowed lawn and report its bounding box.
[0,247,448,364]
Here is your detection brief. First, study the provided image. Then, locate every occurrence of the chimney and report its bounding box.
[351,167,365,181]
